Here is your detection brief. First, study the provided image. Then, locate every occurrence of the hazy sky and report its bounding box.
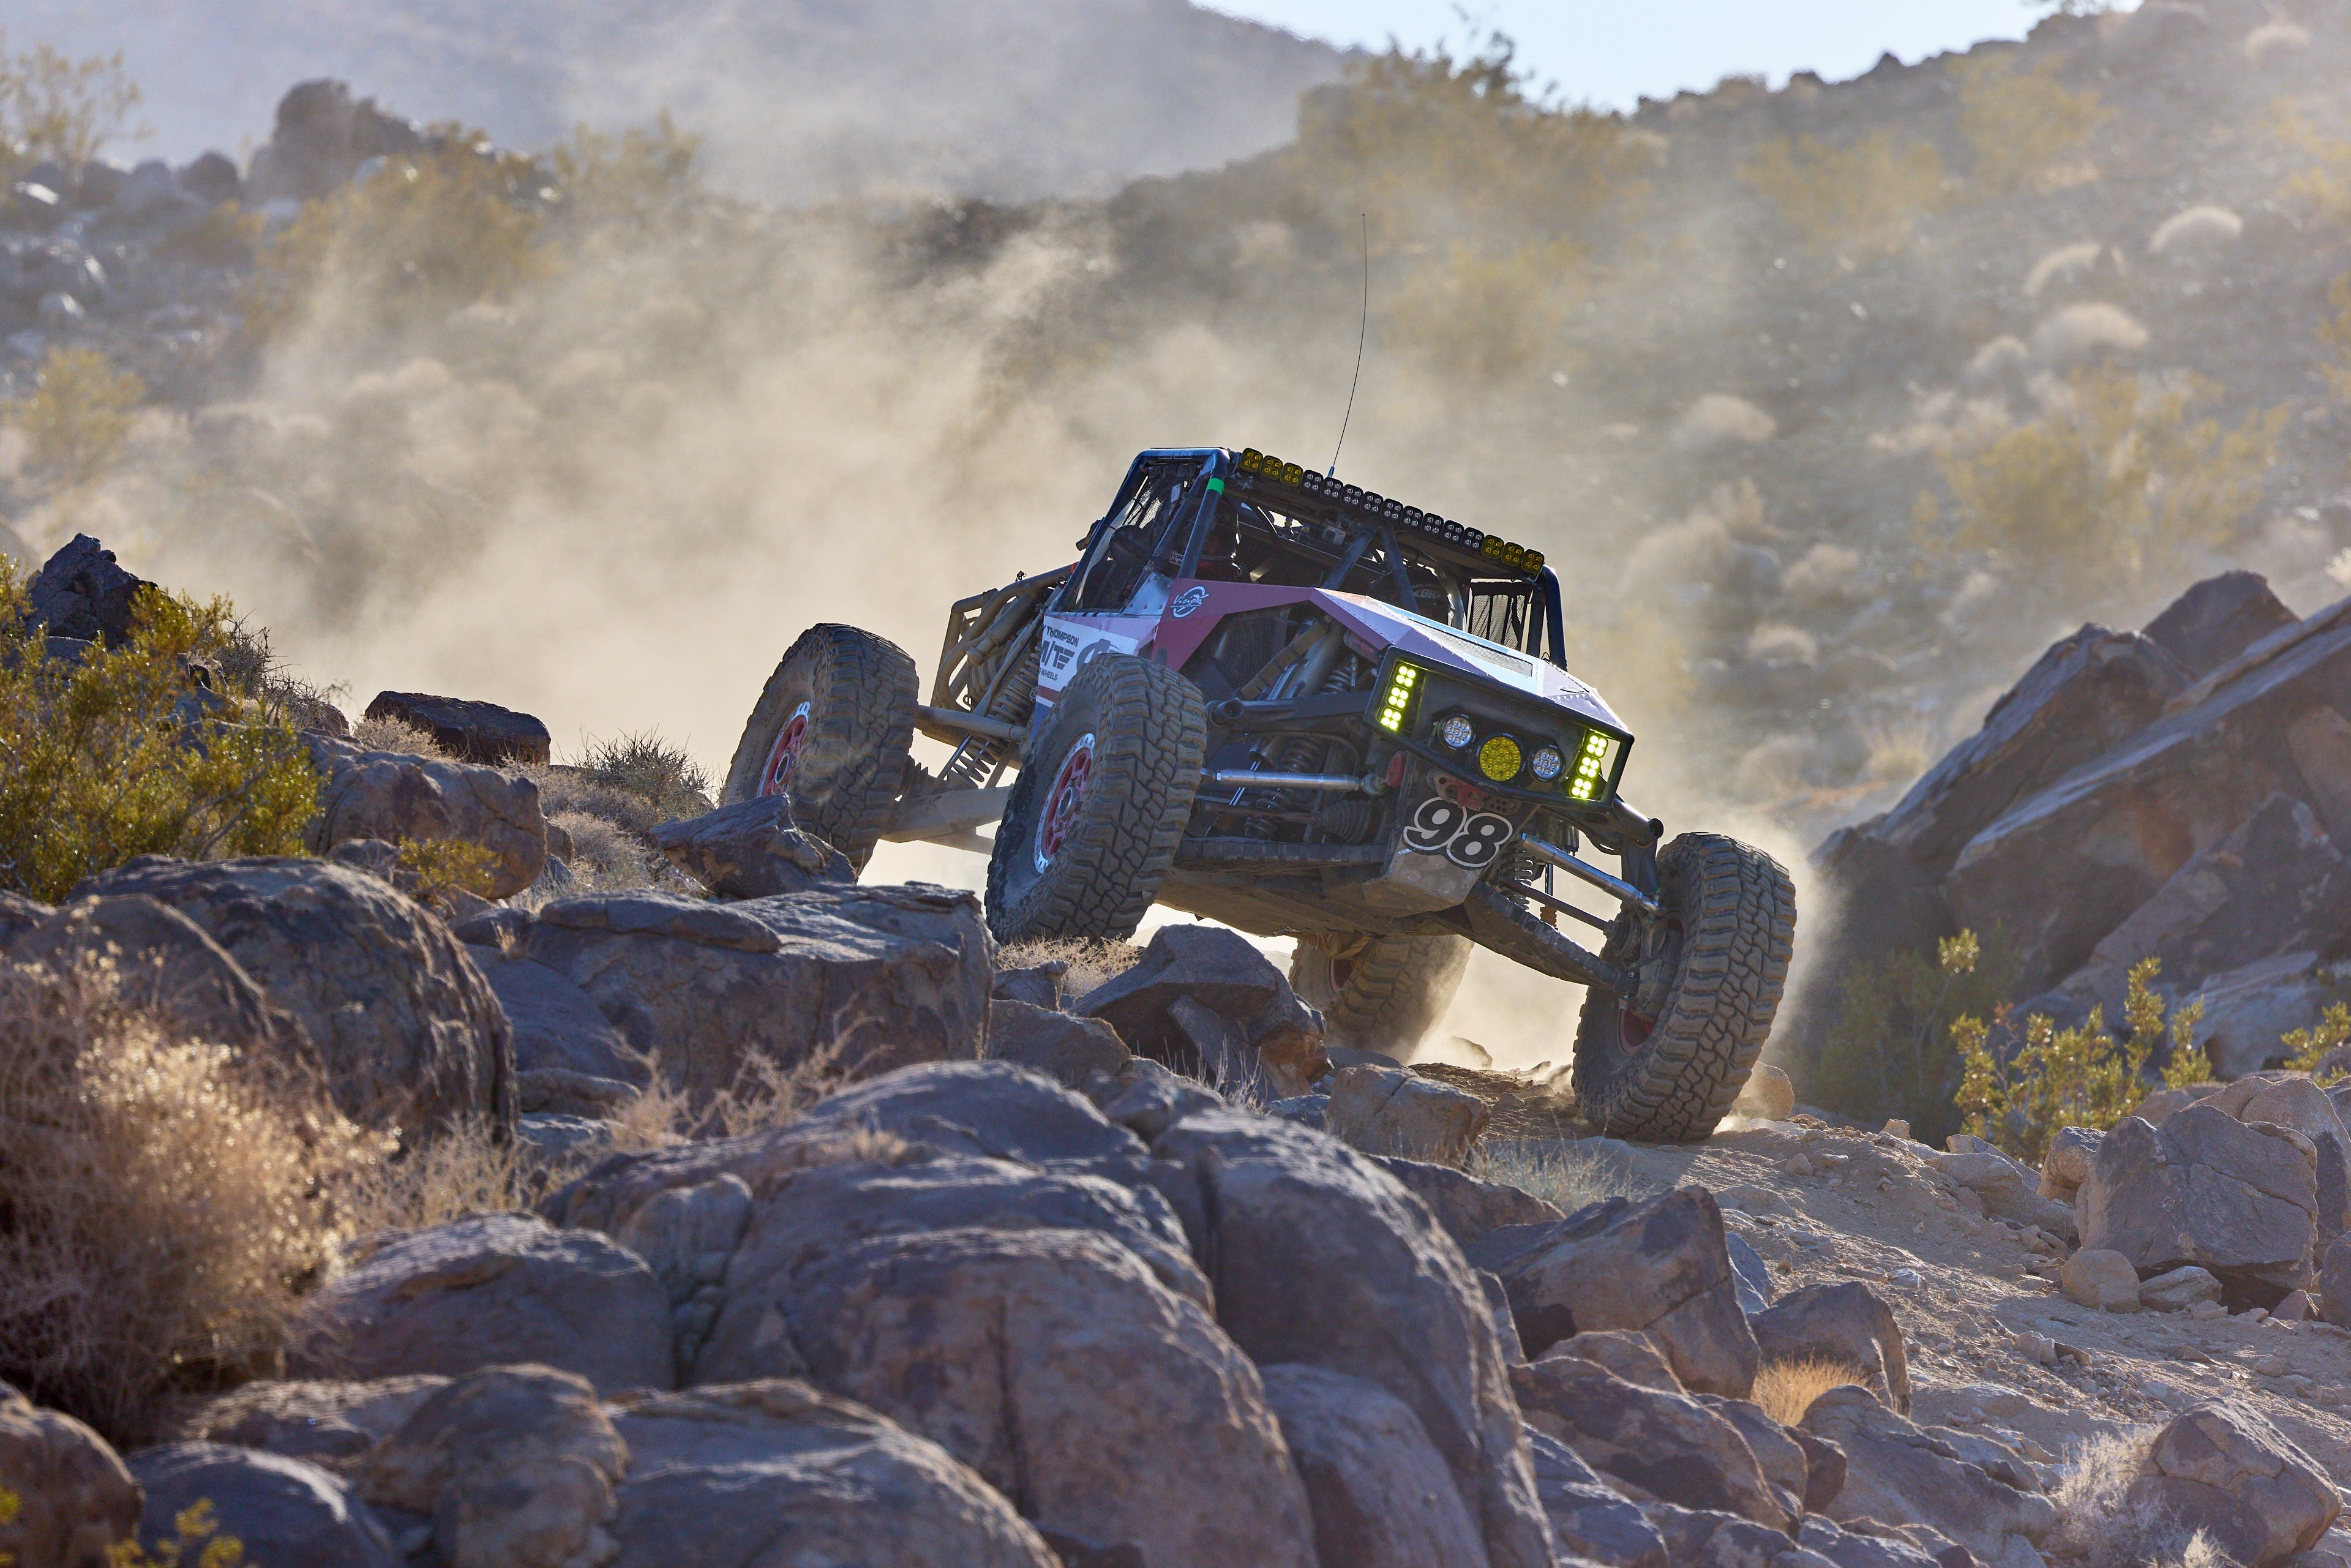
[1209,0,2074,108]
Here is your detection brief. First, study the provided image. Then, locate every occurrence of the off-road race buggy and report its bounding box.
[725,446,1796,1142]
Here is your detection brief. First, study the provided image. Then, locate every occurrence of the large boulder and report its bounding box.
[1374,1157,1565,1251]
[1325,1062,1491,1165]
[70,856,513,1139]
[1147,1110,1554,1568]
[1258,1363,1490,1568]
[690,1154,1207,1381]
[1465,1188,1760,1395]
[2142,571,2299,680]
[288,1214,672,1394]
[651,795,852,899]
[0,1382,140,1568]
[1802,1385,2055,1562]
[1075,925,1326,1095]
[24,534,151,645]
[1863,623,2188,879]
[355,1362,1058,1568]
[1936,1142,2079,1240]
[245,80,424,204]
[1949,595,2351,992]
[1524,1428,1670,1568]
[511,886,991,1107]
[1510,1352,1787,1529]
[2185,954,2334,1079]
[2205,1073,2351,1247]
[463,943,644,1086]
[1750,1281,1911,1415]
[606,1381,1060,1568]
[127,1443,398,1568]
[362,690,550,767]
[358,1365,629,1568]
[985,999,1128,1087]
[5,893,302,1060]
[2050,795,2351,1044]
[545,1063,1150,1239]
[729,1224,1318,1567]
[2077,1105,2319,1304]
[2124,1400,2341,1568]
[178,1377,451,1463]
[305,735,549,898]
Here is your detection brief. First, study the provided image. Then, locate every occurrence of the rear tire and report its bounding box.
[1570,833,1795,1143]
[987,653,1205,943]
[723,624,917,871]
[1291,935,1472,1062]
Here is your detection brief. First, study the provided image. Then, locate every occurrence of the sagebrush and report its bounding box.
[0,959,380,1446]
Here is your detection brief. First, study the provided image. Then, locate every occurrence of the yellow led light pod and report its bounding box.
[1478,735,1522,781]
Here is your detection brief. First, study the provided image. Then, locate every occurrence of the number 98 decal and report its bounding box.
[1400,798,1516,869]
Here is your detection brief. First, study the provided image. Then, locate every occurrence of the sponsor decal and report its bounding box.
[1171,585,1210,618]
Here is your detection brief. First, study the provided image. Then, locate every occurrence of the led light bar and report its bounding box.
[1565,729,1621,803]
[1234,448,1545,575]
[1375,662,1422,733]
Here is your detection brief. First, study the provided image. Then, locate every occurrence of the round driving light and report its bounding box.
[1440,715,1475,750]
[1530,746,1564,781]
[1478,735,1523,782]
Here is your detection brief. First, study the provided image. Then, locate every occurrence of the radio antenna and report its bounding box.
[1329,212,1368,479]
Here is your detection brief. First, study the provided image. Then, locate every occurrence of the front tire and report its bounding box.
[1291,935,1472,1062]
[986,653,1205,943]
[1571,833,1795,1143]
[723,624,917,871]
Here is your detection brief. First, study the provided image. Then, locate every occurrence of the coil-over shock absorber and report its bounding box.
[939,633,1041,789]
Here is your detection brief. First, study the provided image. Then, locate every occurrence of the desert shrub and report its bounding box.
[351,711,442,755]
[2045,1430,2218,1568]
[2282,1001,2351,1082]
[244,140,550,344]
[334,1112,567,1236]
[1387,236,1584,381]
[1294,32,1640,379]
[545,808,656,890]
[0,1487,246,1567]
[0,31,142,178]
[1,346,145,493]
[1468,1139,1631,1214]
[393,835,504,901]
[1740,132,1946,258]
[0,568,321,903]
[1954,55,2105,194]
[997,935,1144,1003]
[1806,929,2020,1149]
[0,958,379,1446]
[574,729,713,817]
[1953,958,2207,1162]
[549,113,702,233]
[155,201,266,266]
[2278,103,2351,227]
[2320,274,2351,403]
[1922,369,2282,611]
[214,617,348,733]
[1750,1358,1862,1426]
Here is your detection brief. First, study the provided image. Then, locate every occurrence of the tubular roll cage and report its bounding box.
[1060,448,1573,669]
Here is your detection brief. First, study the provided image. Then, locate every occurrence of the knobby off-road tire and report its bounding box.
[986,653,1205,943]
[722,624,918,871]
[1571,833,1795,1144]
[1290,935,1472,1062]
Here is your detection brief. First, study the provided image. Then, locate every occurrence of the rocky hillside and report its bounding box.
[9,1,2351,868]
[5,0,1351,203]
